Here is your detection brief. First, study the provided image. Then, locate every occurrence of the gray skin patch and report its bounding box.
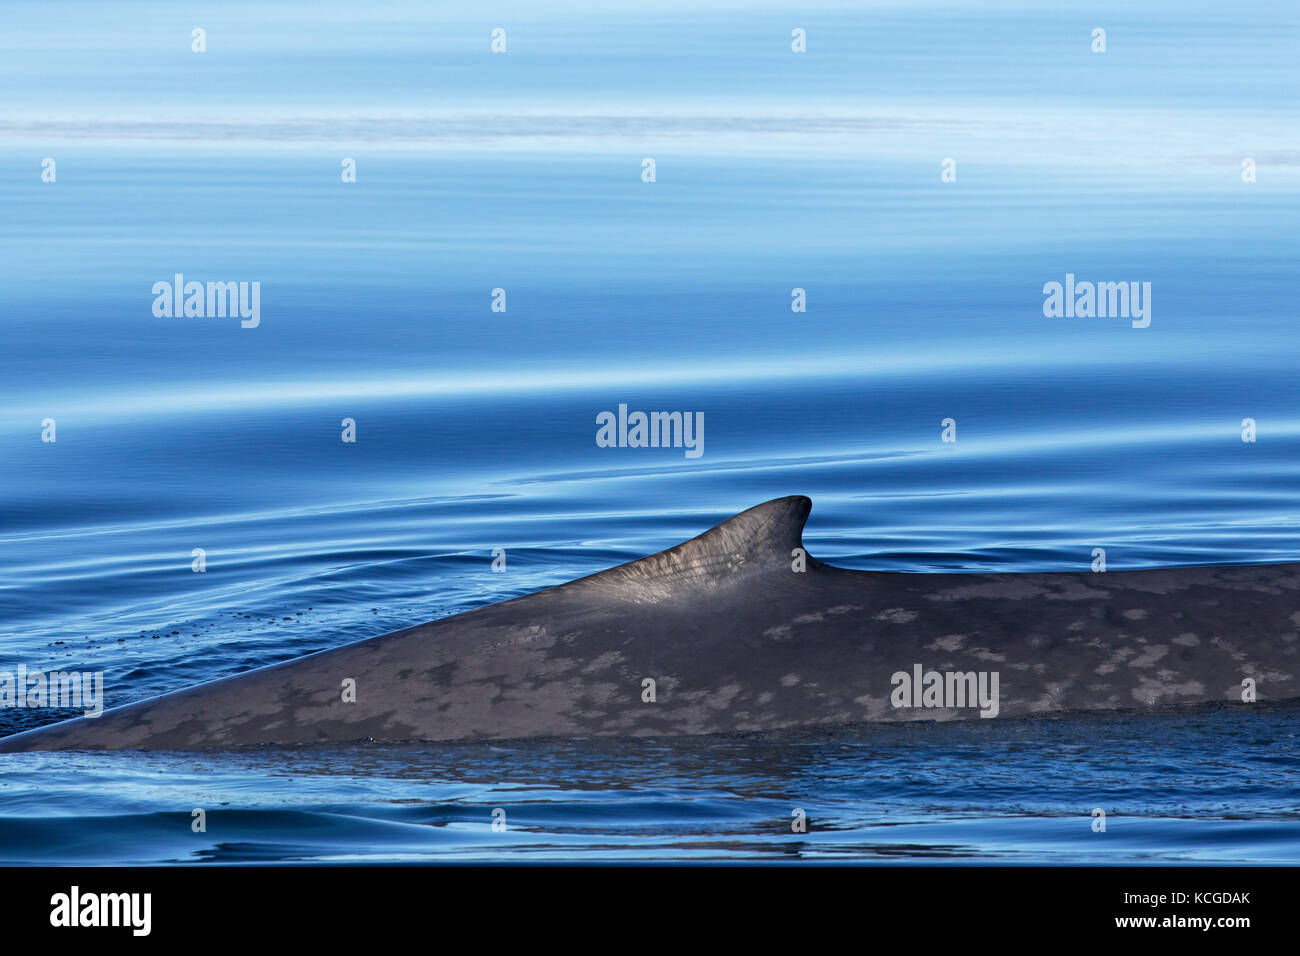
[926,635,966,652]
[3,495,1299,752]
[875,608,917,623]
[1130,645,1170,668]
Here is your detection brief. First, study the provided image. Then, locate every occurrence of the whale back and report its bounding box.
[2,495,1298,751]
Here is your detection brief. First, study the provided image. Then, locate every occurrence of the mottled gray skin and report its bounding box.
[2,496,1297,751]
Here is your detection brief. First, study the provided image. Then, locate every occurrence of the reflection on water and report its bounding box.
[0,703,1296,864]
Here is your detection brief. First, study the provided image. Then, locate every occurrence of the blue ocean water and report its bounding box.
[0,0,1298,863]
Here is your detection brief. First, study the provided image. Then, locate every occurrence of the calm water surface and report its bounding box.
[1,0,1297,863]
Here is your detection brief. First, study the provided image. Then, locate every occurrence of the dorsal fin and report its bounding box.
[582,496,813,597]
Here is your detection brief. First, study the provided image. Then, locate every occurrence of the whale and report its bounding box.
[1,495,1296,751]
